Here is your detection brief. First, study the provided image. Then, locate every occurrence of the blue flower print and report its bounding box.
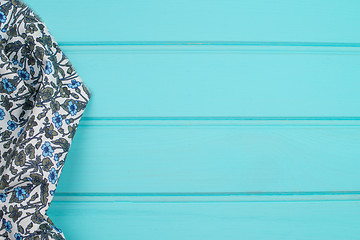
[41,141,54,157]
[14,187,29,201]
[17,127,24,137]
[48,167,58,184]
[14,233,22,240]
[68,79,81,89]
[0,11,6,23]
[2,78,16,92]
[0,0,92,236]
[7,120,17,131]
[3,219,12,233]
[44,60,52,74]
[67,100,78,116]
[52,112,63,129]
[0,108,5,120]
[0,193,6,202]
[18,69,30,80]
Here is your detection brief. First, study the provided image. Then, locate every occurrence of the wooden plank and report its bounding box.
[47,201,360,240]
[24,0,360,43]
[56,121,360,193]
[55,48,360,118]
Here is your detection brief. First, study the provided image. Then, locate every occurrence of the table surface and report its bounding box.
[24,0,360,239]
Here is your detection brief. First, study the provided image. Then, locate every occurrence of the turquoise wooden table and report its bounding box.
[24,0,360,239]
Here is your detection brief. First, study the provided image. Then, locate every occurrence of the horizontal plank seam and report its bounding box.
[59,41,360,54]
[58,41,360,47]
[52,192,360,203]
[55,191,360,196]
[81,117,360,121]
[78,117,360,127]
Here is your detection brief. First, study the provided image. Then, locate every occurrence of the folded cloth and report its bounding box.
[0,0,91,239]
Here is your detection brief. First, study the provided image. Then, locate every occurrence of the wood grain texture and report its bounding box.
[24,0,360,43]
[54,49,360,118]
[56,121,360,193]
[18,0,360,239]
[47,201,360,240]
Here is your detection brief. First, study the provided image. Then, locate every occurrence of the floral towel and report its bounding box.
[0,0,91,239]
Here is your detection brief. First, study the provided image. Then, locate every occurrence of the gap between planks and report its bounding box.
[59,41,360,54]
[52,191,360,203]
[78,117,360,127]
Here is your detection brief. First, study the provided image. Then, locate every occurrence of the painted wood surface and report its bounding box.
[64,47,360,117]
[56,121,360,193]
[22,0,360,239]
[47,201,360,240]
[23,0,360,43]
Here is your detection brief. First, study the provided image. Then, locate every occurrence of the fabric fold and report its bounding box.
[0,0,91,239]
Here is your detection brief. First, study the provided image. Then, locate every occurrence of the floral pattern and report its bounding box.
[0,0,91,239]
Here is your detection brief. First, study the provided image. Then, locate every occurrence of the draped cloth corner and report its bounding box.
[0,0,92,239]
